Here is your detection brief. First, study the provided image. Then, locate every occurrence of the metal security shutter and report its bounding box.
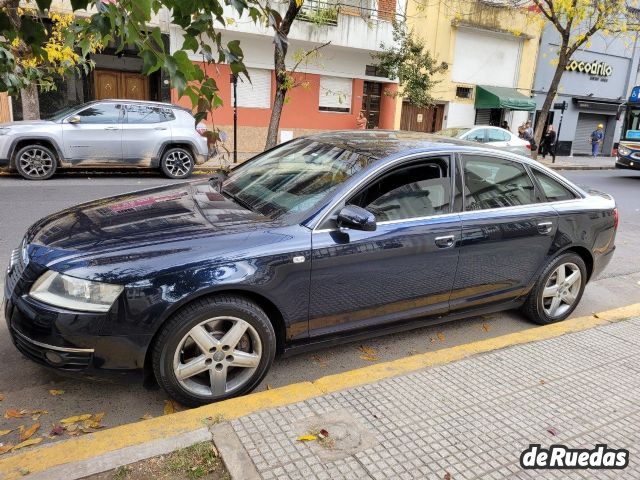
[573,113,607,155]
[233,68,271,108]
[319,76,352,112]
[475,109,491,125]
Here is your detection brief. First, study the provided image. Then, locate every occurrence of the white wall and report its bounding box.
[451,27,522,88]
[445,102,475,127]
[510,110,529,133]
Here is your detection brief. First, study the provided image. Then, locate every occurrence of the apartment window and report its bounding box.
[232,68,271,109]
[319,76,352,113]
[456,86,473,99]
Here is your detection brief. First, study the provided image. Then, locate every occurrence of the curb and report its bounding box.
[1,303,639,479]
[541,164,615,171]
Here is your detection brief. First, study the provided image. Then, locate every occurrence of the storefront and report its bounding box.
[474,85,536,128]
[532,25,640,156]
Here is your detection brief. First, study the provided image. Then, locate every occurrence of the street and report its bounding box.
[0,169,639,442]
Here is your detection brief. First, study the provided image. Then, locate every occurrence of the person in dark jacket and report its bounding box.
[539,124,557,159]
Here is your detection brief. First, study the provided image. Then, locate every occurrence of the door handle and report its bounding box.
[154,126,168,130]
[434,235,455,249]
[104,126,119,130]
[537,221,553,235]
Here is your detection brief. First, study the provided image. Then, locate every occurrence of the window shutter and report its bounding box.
[233,68,271,108]
[319,76,352,111]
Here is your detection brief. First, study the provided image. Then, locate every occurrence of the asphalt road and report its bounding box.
[0,169,639,443]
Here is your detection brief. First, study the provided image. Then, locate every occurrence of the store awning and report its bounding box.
[475,85,536,111]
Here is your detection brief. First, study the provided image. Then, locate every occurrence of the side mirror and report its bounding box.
[336,205,376,231]
[67,115,81,124]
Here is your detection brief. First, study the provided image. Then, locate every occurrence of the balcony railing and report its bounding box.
[299,0,396,26]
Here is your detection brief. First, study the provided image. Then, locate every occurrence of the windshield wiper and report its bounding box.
[221,189,255,213]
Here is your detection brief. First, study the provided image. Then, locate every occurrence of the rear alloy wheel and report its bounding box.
[160,147,194,179]
[14,145,57,180]
[521,252,587,325]
[152,295,276,407]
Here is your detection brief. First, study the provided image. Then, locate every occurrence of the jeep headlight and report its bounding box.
[30,271,123,312]
[618,145,631,157]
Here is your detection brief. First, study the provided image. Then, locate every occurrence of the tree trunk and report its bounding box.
[265,47,288,150]
[20,84,40,120]
[531,39,570,160]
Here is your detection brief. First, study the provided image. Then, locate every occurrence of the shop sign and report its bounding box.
[565,60,613,82]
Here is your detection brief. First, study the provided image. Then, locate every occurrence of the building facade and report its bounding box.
[171,1,401,158]
[396,0,543,135]
[532,26,640,156]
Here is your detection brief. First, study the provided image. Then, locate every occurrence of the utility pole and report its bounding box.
[552,101,567,163]
[231,73,238,164]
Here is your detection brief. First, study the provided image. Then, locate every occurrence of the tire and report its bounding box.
[14,145,57,180]
[521,252,587,325]
[152,295,276,407]
[160,147,194,179]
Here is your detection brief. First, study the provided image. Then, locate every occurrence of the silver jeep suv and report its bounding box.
[0,100,209,180]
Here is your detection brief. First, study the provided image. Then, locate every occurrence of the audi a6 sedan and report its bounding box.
[4,131,617,406]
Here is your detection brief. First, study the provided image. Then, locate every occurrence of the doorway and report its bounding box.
[94,69,149,101]
[362,81,382,129]
[400,103,444,132]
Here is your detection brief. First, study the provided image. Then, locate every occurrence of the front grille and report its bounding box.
[11,329,92,371]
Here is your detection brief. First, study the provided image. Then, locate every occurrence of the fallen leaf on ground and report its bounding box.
[0,394,4,401]
[319,428,329,438]
[593,313,600,319]
[4,409,27,419]
[60,414,92,424]
[482,322,490,332]
[49,424,64,436]
[18,467,30,476]
[12,437,42,451]
[140,413,153,420]
[0,430,11,436]
[297,435,317,442]
[0,444,14,455]
[540,379,545,385]
[358,345,378,361]
[311,354,328,367]
[444,472,452,480]
[163,400,175,415]
[547,427,558,436]
[266,384,272,390]
[30,410,48,421]
[20,423,39,442]
[436,332,445,342]
[48,390,64,396]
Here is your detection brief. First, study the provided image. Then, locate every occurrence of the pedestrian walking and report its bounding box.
[590,124,604,157]
[539,124,556,159]
[356,111,367,130]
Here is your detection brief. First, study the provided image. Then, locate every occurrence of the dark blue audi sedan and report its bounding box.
[4,131,617,406]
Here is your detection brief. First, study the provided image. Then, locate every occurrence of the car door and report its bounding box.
[450,153,558,313]
[61,102,123,164]
[307,154,462,340]
[122,104,175,166]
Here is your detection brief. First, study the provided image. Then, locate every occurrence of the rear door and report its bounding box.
[450,153,558,312]
[308,154,462,339]
[61,102,123,164]
[122,104,175,166]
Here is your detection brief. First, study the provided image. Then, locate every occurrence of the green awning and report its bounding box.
[475,85,536,111]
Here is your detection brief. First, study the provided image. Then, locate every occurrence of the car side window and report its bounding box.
[465,129,486,143]
[462,155,536,210]
[532,169,577,202]
[348,157,452,222]
[487,129,509,142]
[76,103,122,124]
[126,105,175,124]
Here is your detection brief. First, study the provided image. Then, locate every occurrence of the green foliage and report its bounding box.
[373,21,448,108]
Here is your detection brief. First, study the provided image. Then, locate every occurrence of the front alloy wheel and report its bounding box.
[153,295,276,407]
[15,145,57,180]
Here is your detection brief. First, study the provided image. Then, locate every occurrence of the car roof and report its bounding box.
[82,99,192,112]
[306,129,534,164]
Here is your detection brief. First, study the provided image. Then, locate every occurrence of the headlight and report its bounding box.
[29,271,123,312]
[618,145,631,157]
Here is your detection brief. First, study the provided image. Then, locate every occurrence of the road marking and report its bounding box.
[1,302,639,480]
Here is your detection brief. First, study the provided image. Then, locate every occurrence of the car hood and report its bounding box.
[1,120,56,128]
[25,180,281,280]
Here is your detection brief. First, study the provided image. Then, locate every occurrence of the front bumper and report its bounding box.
[615,156,640,170]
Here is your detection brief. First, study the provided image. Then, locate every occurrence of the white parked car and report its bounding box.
[436,126,531,156]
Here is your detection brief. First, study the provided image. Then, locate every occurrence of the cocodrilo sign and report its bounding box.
[565,60,613,77]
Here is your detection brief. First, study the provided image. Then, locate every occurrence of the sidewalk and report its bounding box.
[2,306,638,480]
[536,155,615,171]
[213,316,640,479]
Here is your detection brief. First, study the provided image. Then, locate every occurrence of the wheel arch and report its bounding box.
[562,245,594,282]
[143,288,288,386]
[10,137,63,168]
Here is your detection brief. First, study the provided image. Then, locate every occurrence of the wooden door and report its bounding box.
[94,70,149,100]
[362,81,382,129]
[0,93,11,123]
[400,103,444,133]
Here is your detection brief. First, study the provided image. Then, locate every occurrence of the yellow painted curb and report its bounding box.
[1,303,639,479]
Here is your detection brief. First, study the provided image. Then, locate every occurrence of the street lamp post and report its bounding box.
[552,101,567,163]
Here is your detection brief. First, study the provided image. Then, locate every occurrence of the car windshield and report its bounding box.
[622,106,640,141]
[222,138,373,218]
[435,127,470,138]
[44,104,84,122]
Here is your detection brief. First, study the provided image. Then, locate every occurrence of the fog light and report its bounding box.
[45,350,64,365]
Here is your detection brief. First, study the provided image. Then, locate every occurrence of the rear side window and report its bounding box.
[465,129,486,143]
[462,155,536,210]
[487,129,509,142]
[125,105,175,123]
[532,169,576,202]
